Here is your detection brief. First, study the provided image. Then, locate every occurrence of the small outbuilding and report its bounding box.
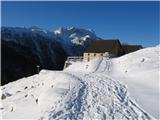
[83,40,123,61]
[122,45,143,54]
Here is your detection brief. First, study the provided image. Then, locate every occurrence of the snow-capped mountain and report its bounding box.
[2,26,99,55]
[1,26,56,41]
[54,27,100,55]
[1,26,99,85]
[1,45,159,119]
[54,27,97,43]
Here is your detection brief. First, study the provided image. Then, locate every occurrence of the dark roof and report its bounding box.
[85,40,121,53]
[122,45,143,53]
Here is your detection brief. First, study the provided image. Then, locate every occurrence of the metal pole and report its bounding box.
[37,65,40,74]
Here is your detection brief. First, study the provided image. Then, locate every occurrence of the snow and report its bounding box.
[108,45,160,119]
[1,45,159,119]
[65,58,102,73]
[1,71,81,119]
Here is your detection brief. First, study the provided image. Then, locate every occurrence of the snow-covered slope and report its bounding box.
[66,45,160,118]
[1,45,159,119]
[109,45,160,119]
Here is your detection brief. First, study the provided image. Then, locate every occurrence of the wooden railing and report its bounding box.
[66,56,83,62]
[64,56,83,69]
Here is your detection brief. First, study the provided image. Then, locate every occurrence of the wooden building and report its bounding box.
[122,45,143,54]
[83,40,123,61]
[63,39,143,69]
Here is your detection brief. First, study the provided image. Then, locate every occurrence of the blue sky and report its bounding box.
[1,1,159,47]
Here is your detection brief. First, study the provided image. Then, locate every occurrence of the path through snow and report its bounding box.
[1,48,157,119]
[40,58,153,120]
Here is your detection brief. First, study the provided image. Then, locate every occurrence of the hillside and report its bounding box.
[1,45,159,119]
[1,26,99,85]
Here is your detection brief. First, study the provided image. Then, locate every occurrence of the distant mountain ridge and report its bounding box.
[1,26,100,85]
[2,26,100,55]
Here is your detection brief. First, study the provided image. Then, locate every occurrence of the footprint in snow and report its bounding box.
[36,98,38,104]
[16,91,21,93]
[24,94,28,98]
[24,86,28,89]
[10,106,14,112]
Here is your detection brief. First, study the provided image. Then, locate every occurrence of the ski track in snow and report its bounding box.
[39,58,152,120]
